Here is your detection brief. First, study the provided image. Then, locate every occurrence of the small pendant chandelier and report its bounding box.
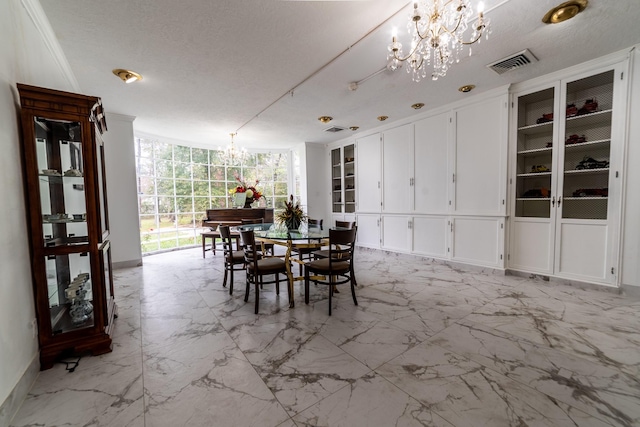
[387,0,491,82]
[219,133,248,165]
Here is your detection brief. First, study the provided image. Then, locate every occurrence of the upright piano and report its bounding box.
[202,208,274,229]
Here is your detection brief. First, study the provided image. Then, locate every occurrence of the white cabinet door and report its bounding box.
[382,124,413,213]
[452,217,504,267]
[412,216,448,258]
[381,215,412,252]
[356,134,381,213]
[414,112,450,213]
[355,213,380,249]
[454,96,507,215]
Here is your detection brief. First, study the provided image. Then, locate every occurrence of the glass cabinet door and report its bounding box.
[95,130,110,241]
[515,88,556,218]
[559,70,613,220]
[343,144,356,213]
[331,148,342,213]
[35,118,89,247]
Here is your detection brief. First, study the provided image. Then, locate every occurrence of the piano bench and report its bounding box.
[201,231,221,257]
[201,230,241,258]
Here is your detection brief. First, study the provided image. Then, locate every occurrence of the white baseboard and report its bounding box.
[0,354,39,427]
[112,259,143,269]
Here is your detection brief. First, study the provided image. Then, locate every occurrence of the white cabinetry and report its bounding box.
[382,215,412,253]
[509,63,628,285]
[451,217,504,267]
[356,213,380,249]
[412,215,448,257]
[414,112,450,213]
[453,96,507,215]
[356,134,381,213]
[382,124,413,213]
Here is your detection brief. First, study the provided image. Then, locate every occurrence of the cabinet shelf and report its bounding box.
[516,198,551,201]
[565,109,612,129]
[564,168,609,175]
[563,196,608,200]
[518,121,554,135]
[564,139,610,150]
[517,172,552,178]
[517,146,553,155]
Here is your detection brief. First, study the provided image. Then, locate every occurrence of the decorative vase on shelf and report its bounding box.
[243,197,254,208]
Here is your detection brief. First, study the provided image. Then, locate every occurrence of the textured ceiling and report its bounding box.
[38,0,640,149]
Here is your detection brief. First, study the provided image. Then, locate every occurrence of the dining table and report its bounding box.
[237,223,329,308]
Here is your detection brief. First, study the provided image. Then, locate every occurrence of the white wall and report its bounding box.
[0,0,80,421]
[103,113,142,267]
[304,142,330,224]
[621,47,640,289]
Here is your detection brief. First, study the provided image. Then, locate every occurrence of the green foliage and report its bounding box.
[136,138,292,255]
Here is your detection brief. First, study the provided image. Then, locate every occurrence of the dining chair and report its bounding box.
[304,227,358,315]
[312,222,358,287]
[240,229,291,314]
[312,220,356,258]
[308,218,323,230]
[219,225,246,295]
[241,218,274,255]
[335,220,355,229]
[291,218,324,276]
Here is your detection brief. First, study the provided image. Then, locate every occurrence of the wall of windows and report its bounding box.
[135,138,290,254]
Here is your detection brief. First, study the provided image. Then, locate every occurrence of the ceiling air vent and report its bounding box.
[487,49,538,75]
[324,126,346,133]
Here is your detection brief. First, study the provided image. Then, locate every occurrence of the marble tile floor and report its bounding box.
[10,247,640,427]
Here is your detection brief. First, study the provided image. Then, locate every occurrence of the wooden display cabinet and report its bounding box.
[17,84,116,369]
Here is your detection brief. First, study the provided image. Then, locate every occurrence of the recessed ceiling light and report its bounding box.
[377,116,388,121]
[542,0,588,24]
[318,116,333,124]
[411,103,425,110]
[349,126,359,131]
[113,69,143,84]
[458,84,476,93]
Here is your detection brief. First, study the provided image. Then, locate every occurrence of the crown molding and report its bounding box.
[105,112,137,123]
[20,0,80,91]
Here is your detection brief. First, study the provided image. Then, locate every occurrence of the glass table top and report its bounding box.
[237,223,329,241]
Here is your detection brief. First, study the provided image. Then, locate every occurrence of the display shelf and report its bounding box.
[563,196,608,200]
[517,146,553,155]
[517,121,554,135]
[517,172,552,178]
[565,109,612,129]
[564,139,610,151]
[564,168,609,175]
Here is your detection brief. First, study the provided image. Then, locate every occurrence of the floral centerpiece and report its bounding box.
[229,172,262,208]
[276,195,307,230]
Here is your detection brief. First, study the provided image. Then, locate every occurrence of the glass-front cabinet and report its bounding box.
[510,63,627,285]
[18,84,116,369]
[330,143,356,215]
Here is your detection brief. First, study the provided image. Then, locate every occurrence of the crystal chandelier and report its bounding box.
[219,133,248,165]
[387,0,490,82]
